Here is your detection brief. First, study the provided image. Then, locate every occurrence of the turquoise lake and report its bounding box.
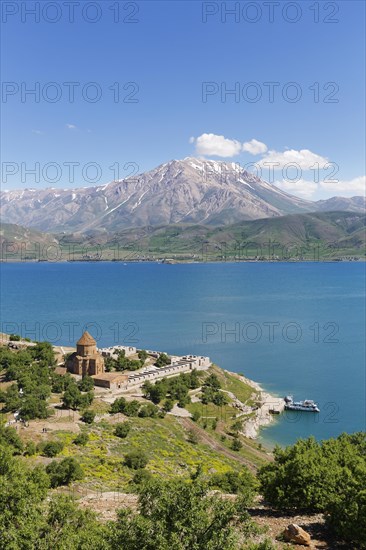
[0,262,365,447]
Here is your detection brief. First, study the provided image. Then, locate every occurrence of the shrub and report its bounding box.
[258,432,366,548]
[210,469,257,500]
[132,468,152,485]
[0,425,24,454]
[110,397,126,414]
[73,432,89,446]
[124,450,148,470]
[123,400,140,417]
[114,422,131,439]
[39,441,64,457]
[24,441,37,456]
[81,410,96,424]
[46,457,84,487]
[188,430,199,444]
[78,375,94,392]
[232,437,242,452]
[163,398,174,412]
[138,403,159,418]
[192,411,201,422]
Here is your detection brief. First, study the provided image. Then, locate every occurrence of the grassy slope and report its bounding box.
[7,363,268,492]
[1,211,365,260]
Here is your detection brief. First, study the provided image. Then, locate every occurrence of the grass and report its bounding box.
[210,365,258,404]
[28,413,245,492]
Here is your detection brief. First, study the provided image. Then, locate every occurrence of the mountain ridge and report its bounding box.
[1,158,365,233]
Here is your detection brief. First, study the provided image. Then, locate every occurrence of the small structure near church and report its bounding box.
[66,331,105,377]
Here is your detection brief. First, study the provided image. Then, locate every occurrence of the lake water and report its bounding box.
[0,261,365,447]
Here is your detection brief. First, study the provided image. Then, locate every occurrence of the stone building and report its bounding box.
[66,331,105,377]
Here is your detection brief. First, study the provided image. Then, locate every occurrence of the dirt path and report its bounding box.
[178,417,259,472]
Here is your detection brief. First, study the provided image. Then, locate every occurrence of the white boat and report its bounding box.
[284,395,320,412]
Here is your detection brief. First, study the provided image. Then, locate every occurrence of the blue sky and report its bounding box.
[1,0,365,199]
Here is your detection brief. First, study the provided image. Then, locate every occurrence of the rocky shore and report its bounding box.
[225,370,285,440]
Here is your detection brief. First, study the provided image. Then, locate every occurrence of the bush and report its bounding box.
[39,441,64,457]
[110,397,126,414]
[9,334,21,341]
[258,433,366,548]
[138,403,159,418]
[123,400,140,417]
[78,375,94,392]
[73,432,89,446]
[132,468,153,485]
[24,441,37,456]
[114,422,131,439]
[232,437,242,452]
[81,410,96,424]
[188,430,199,444]
[137,350,148,362]
[163,398,174,412]
[0,425,24,454]
[192,411,201,422]
[210,469,257,500]
[46,457,84,487]
[124,450,148,470]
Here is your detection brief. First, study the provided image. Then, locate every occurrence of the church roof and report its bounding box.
[77,331,96,346]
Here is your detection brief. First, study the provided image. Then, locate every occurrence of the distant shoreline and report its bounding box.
[1,258,364,264]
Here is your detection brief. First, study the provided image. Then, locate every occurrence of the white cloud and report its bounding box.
[274,179,318,199]
[193,133,242,157]
[320,175,366,196]
[191,133,267,158]
[32,129,43,135]
[274,175,366,199]
[242,139,267,155]
[66,123,77,130]
[258,149,328,170]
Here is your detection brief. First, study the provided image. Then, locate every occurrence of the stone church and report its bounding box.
[66,331,105,377]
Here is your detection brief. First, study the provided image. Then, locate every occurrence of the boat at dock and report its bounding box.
[284,395,320,412]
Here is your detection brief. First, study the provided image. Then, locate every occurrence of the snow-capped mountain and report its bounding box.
[0,158,363,233]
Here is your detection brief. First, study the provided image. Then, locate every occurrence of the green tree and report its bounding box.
[110,397,127,414]
[132,469,153,486]
[231,437,242,452]
[155,353,170,368]
[137,349,148,362]
[109,478,253,550]
[46,457,84,488]
[0,448,50,549]
[81,410,96,424]
[138,403,159,418]
[0,423,24,454]
[124,400,141,417]
[78,375,94,392]
[62,383,82,410]
[38,440,64,457]
[73,432,89,446]
[114,422,131,439]
[163,398,174,412]
[39,495,110,549]
[124,450,149,470]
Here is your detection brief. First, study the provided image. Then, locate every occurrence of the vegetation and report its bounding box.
[108,478,256,549]
[142,370,199,406]
[1,343,364,547]
[259,432,366,547]
[114,422,131,438]
[124,450,149,470]
[46,457,84,487]
[81,410,96,424]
